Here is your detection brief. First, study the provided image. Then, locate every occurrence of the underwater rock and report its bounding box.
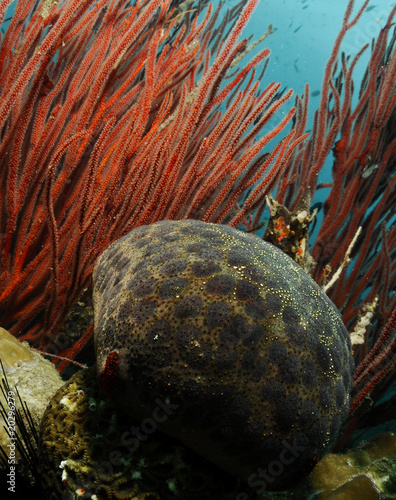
[0,327,63,457]
[308,432,396,499]
[38,367,256,499]
[0,326,37,373]
[93,219,354,491]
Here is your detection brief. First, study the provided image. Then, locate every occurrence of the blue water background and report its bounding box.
[225,0,394,244]
[243,0,394,183]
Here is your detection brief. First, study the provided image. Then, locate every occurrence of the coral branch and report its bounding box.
[0,0,299,362]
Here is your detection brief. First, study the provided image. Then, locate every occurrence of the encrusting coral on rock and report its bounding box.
[307,432,396,499]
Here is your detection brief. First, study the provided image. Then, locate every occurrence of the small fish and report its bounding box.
[366,5,377,12]
[362,163,379,179]
[294,59,300,74]
[294,25,302,33]
[311,90,320,97]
